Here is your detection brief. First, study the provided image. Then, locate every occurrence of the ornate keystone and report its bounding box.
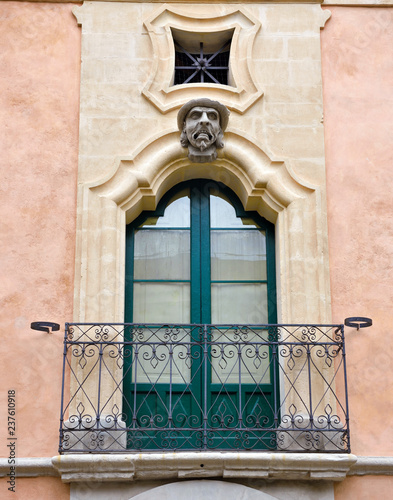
[178,98,230,163]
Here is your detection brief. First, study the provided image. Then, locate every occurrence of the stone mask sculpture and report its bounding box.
[178,98,230,163]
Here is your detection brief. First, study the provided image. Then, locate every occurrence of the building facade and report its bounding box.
[1,0,392,498]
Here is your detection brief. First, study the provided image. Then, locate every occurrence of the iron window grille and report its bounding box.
[59,323,350,454]
[174,40,231,85]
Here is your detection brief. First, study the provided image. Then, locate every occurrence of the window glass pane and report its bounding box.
[133,283,190,324]
[140,189,190,228]
[211,283,268,324]
[211,230,266,280]
[134,230,190,280]
[210,192,261,228]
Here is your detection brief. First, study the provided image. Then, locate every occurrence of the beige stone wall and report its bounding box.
[73,1,332,325]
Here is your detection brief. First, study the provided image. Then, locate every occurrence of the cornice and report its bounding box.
[0,0,324,4]
[52,452,357,482]
[2,454,393,481]
[3,1,393,10]
[3,0,393,5]
[348,457,393,476]
[0,458,58,477]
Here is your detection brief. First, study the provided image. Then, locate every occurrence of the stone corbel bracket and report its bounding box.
[52,453,358,483]
[142,5,263,114]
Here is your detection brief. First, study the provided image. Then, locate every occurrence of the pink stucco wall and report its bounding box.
[322,5,393,457]
[0,477,69,500]
[322,7,393,500]
[322,6,393,497]
[335,476,393,500]
[0,4,80,492]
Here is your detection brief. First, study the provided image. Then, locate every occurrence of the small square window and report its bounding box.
[172,28,233,86]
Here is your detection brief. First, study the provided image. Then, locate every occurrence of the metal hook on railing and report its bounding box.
[31,322,60,334]
[344,317,373,331]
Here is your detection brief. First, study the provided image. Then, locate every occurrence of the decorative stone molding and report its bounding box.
[4,455,393,481]
[90,129,311,226]
[348,457,393,476]
[142,5,263,114]
[18,0,393,4]
[51,452,357,483]
[0,458,58,478]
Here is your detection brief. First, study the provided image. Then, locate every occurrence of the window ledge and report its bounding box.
[51,452,357,483]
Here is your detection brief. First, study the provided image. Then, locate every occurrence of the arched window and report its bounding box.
[124,180,278,450]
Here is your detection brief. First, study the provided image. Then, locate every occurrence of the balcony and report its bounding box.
[59,323,350,454]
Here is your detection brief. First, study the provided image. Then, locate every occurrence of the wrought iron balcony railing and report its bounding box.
[59,323,350,453]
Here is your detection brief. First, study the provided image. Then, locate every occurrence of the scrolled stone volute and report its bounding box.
[178,98,230,163]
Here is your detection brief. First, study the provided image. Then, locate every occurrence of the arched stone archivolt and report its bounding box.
[91,129,313,226]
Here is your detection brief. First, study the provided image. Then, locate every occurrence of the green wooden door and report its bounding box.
[124,180,277,450]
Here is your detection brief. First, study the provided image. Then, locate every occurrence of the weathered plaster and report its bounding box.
[321,5,393,498]
[0,2,392,500]
[0,477,69,500]
[0,0,80,460]
[322,5,393,456]
[335,476,393,500]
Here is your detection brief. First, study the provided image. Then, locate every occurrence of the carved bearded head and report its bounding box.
[178,99,230,162]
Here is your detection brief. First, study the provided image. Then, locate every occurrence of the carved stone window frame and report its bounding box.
[142,5,263,114]
[67,2,338,476]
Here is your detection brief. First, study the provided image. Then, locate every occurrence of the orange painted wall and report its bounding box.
[335,476,393,500]
[321,6,393,498]
[0,477,69,500]
[0,0,80,477]
[322,5,393,457]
